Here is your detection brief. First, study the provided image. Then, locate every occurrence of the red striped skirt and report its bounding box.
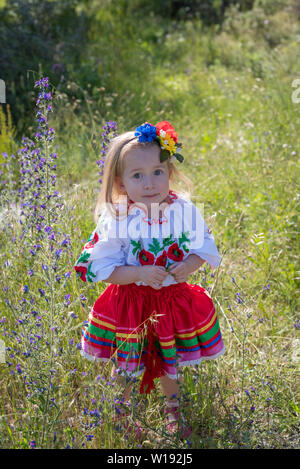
[81,282,225,394]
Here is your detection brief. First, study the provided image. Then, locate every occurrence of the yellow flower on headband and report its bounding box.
[157,130,176,156]
[134,120,184,163]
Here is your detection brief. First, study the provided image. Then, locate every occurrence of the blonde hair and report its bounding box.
[94,131,194,223]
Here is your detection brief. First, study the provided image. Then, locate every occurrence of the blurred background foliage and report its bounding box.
[0,0,299,449]
[0,0,299,180]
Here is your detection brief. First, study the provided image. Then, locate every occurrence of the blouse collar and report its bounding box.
[128,190,178,207]
[127,190,179,225]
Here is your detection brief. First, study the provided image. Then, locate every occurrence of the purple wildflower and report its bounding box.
[98,121,117,189]
[64,294,71,306]
[34,77,50,88]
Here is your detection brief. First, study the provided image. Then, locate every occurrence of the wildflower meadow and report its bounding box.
[0,0,299,450]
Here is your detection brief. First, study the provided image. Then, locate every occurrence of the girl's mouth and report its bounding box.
[143,194,159,198]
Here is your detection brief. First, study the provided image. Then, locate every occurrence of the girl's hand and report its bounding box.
[139,265,169,290]
[168,261,190,283]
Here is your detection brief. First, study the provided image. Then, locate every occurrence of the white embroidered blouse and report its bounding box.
[74,191,221,287]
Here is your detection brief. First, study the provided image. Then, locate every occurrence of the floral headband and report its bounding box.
[134,121,184,164]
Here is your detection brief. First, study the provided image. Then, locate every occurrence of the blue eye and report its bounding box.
[133,173,141,179]
[154,169,163,175]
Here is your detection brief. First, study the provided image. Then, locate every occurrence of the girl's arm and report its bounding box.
[105,256,205,285]
[105,265,144,285]
[168,254,206,283]
[105,265,169,287]
[182,254,206,275]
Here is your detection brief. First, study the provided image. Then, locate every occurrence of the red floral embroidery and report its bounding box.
[127,197,135,211]
[85,231,99,249]
[167,243,184,262]
[139,249,155,265]
[146,215,166,226]
[74,265,87,282]
[155,250,168,267]
[167,190,178,205]
[128,190,178,212]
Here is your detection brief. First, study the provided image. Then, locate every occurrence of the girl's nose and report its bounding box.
[143,176,154,189]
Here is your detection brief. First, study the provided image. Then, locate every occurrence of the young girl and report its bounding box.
[74,121,225,438]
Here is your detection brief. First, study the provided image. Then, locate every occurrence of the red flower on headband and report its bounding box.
[155,121,178,143]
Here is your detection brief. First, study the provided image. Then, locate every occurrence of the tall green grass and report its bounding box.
[0,0,299,449]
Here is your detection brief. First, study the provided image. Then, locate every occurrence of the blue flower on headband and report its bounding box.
[134,122,157,143]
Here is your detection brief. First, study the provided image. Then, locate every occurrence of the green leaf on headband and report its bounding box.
[160,149,170,162]
[174,153,184,163]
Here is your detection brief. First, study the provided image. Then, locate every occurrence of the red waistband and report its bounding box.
[117,282,189,295]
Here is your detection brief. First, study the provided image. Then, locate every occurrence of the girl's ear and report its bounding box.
[116,176,126,193]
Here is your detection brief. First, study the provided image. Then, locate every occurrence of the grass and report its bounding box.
[0,0,299,449]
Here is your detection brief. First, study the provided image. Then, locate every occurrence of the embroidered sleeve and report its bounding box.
[183,200,222,270]
[73,209,126,282]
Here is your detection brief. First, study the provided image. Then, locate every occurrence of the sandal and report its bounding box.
[113,403,146,440]
[125,419,146,439]
[113,399,130,423]
[165,400,192,439]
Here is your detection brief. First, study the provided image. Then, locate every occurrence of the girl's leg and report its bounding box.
[160,373,191,437]
[111,364,133,403]
[160,373,183,401]
[111,365,145,438]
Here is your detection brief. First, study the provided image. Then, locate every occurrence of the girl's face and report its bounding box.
[117,144,170,210]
